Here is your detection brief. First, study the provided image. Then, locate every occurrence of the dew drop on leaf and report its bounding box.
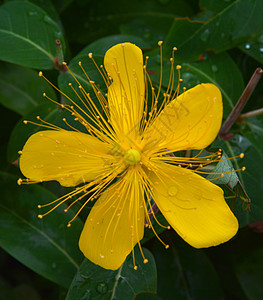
[211,65,218,72]
[200,29,210,42]
[245,43,251,49]
[80,290,92,300]
[96,282,108,294]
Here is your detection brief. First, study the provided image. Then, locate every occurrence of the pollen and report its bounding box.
[124,149,141,165]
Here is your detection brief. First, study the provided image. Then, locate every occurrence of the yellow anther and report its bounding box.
[17,178,22,185]
[38,71,43,77]
[38,215,43,219]
[240,153,244,158]
[176,65,182,70]
[242,166,246,171]
[88,53,93,58]
[143,259,148,264]
[158,41,163,46]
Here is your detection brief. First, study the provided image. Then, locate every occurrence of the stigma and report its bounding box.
[124,149,141,165]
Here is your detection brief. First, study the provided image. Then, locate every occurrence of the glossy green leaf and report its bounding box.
[199,0,233,13]
[0,1,65,69]
[62,0,193,45]
[0,63,57,115]
[233,230,263,300]
[135,293,162,300]
[206,153,238,188]
[239,34,263,64]
[152,236,225,300]
[79,34,151,56]
[0,172,83,288]
[164,0,263,62]
[66,247,157,300]
[214,128,263,226]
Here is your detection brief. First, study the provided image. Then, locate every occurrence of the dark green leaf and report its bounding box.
[79,34,151,56]
[0,63,57,115]
[239,33,263,65]
[164,0,263,62]
[233,230,263,300]
[152,235,225,300]
[135,293,162,300]
[199,0,233,13]
[214,128,263,226]
[0,172,83,288]
[66,247,157,300]
[206,153,238,188]
[0,1,65,69]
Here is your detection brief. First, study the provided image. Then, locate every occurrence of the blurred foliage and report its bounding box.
[0,0,263,299]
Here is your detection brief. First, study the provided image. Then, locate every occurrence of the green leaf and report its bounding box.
[206,153,239,188]
[66,247,157,300]
[214,129,263,226]
[239,33,263,64]
[79,34,151,56]
[0,172,83,288]
[0,63,57,115]
[199,0,233,13]
[233,229,263,300]
[164,0,263,62]
[0,1,65,69]
[135,293,162,300]
[152,236,225,300]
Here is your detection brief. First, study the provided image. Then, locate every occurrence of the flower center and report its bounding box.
[124,149,141,165]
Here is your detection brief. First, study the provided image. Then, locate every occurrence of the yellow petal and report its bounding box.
[148,162,238,248]
[104,43,145,140]
[20,130,119,187]
[144,84,222,152]
[79,169,144,270]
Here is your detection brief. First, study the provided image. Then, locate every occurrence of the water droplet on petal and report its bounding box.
[245,43,251,49]
[168,186,177,196]
[96,282,108,294]
[259,47,263,53]
[200,29,210,42]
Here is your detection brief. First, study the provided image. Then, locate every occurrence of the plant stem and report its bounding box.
[239,107,263,120]
[219,68,263,137]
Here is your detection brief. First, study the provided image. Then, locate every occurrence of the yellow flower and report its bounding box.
[18,42,238,270]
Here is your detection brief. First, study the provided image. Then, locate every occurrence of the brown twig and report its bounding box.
[219,68,263,137]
